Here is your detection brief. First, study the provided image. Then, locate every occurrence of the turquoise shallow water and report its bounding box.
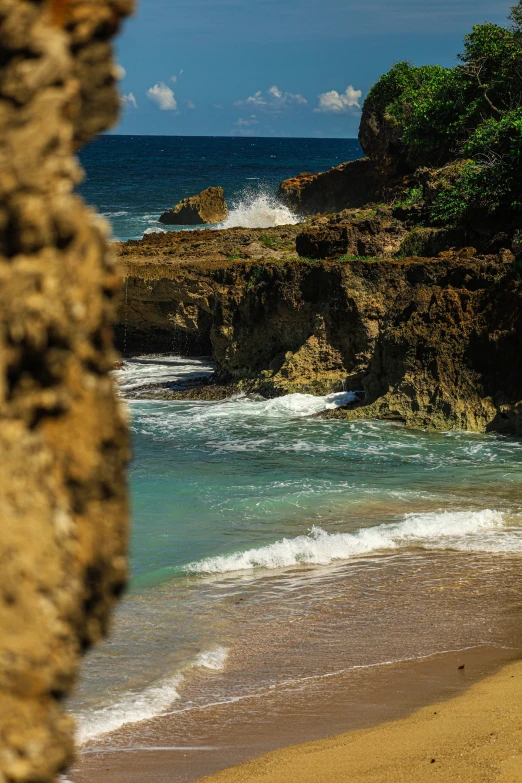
[69,356,522,749]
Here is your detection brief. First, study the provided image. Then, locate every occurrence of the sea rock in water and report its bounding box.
[159,187,228,225]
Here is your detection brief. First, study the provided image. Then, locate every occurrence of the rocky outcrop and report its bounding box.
[358,97,404,170]
[0,1,132,781]
[277,157,411,217]
[116,230,522,434]
[296,208,407,259]
[115,224,304,353]
[159,187,228,225]
[277,159,384,216]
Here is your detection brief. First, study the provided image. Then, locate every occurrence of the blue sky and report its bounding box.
[115,0,513,138]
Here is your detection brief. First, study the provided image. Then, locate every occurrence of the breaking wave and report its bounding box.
[76,646,228,745]
[219,188,300,229]
[186,510,518,574]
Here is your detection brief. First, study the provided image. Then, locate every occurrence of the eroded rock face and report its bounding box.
[277,159,384,216]
[159,186,228,225]
[0,1,132,781]
[358,97,405,169]
[296,209,407,259]
[116,234,522,434]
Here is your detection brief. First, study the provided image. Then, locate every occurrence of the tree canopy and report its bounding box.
[364,1,522,225]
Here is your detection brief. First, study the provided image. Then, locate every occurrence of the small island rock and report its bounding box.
[159,186,228,225]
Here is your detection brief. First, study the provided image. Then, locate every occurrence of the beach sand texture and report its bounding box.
[197,659,522,783]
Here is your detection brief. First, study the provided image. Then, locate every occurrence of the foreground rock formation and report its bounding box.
[116,224,522,434]
[0,1,132,781]
[159,186,228,225]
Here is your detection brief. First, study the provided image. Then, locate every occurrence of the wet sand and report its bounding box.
[196,656,522,783]
[70,644,521,783]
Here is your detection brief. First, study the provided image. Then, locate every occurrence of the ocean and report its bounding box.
[78,135,363,241]
[69,137,522,783]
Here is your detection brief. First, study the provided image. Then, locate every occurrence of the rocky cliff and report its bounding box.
[0,1,132,781]
[117,228,522,434]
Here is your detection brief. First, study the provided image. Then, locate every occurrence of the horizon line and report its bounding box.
[103,132,361,141]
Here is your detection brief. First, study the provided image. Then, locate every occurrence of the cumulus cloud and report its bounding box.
[121,92,138,109]
[186,100,196,110]
[235,85,307,112]
[314,85,362,113]
[147,82,178,111]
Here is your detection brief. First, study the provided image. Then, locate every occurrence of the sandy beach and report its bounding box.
[70,643,522,783]
[196,658,522,783]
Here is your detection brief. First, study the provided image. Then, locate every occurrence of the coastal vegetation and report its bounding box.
[364,1,522,227]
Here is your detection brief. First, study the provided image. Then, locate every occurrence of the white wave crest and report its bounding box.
[192,645,228,670]
[75,646,228,745]
[188,391,358,422]
[76,674,183,745]
[186,510,512,574]
[219,189,300,229]
[143,227,168,235]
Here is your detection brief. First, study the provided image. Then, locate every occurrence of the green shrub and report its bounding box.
[364,1,522,224]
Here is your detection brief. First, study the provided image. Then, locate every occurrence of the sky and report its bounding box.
[115,0,514,138]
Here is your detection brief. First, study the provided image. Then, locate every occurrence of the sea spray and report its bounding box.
[185,510,512,574]
[219,187,300,229]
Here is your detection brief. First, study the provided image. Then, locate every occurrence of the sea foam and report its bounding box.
[189,391,358,422]
[186,509,513,574]
[76,646,228,745]
[76,674,183,745]
[219,188,300,229]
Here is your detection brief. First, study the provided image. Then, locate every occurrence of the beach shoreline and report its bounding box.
[194,656,522,783]
[69,642,522,783]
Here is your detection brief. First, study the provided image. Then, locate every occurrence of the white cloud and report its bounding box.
[121,92,138,109]
[235,115,259,127]
[170,70,184,83]
[186,100,196,110]
[236,89,266,107]
[314,85,362,113]
[147,82,178,111]
[235,85,307,113]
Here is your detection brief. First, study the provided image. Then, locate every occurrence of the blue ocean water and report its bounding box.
[69,357,522,760]
[68,140,522,780]
[78,135,362,240]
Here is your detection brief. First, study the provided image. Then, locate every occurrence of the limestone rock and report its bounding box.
[116,232,522,434]
[277,159,385,216]
[0,0,132,781]
[358,97,405,169]
[159,187,228,225]
[296,208,407,259]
